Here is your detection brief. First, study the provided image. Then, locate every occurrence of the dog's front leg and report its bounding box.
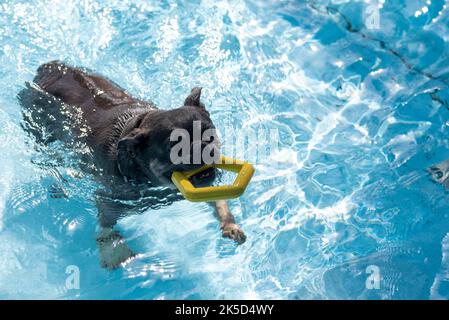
[212,200,246,244]
[95,192,136,269]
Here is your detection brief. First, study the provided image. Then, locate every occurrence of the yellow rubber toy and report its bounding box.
[171,155,255,202]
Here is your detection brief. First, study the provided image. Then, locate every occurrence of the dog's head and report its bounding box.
[116,87,220,186]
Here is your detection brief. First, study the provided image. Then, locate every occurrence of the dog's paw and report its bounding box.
[97,228,136,269]
[221,223,246,244]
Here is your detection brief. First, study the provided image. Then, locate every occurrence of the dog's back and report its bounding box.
[19,61,155,162]
[34,61,146,110]
[29,61,153,126]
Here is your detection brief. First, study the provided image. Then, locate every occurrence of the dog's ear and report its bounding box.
[184,87,204,108]
[117,129,148,159]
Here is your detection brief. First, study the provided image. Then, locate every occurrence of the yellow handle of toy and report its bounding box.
[171,156,255,202]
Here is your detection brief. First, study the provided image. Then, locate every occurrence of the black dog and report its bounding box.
[18,61,246,268]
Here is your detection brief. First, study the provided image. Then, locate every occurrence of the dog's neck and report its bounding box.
[103,107,155,161]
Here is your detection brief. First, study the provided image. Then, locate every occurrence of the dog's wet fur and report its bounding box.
[18,61,246,268]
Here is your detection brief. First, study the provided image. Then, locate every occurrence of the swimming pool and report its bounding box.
[1,0,449,299]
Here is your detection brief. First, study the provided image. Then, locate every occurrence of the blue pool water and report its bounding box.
[2,0,449,299]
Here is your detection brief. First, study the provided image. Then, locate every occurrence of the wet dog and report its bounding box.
[18,61,246,268]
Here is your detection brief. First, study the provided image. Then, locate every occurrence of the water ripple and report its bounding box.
[1,0,449,299]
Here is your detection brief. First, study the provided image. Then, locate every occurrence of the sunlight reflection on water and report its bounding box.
[1,0,449,299]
